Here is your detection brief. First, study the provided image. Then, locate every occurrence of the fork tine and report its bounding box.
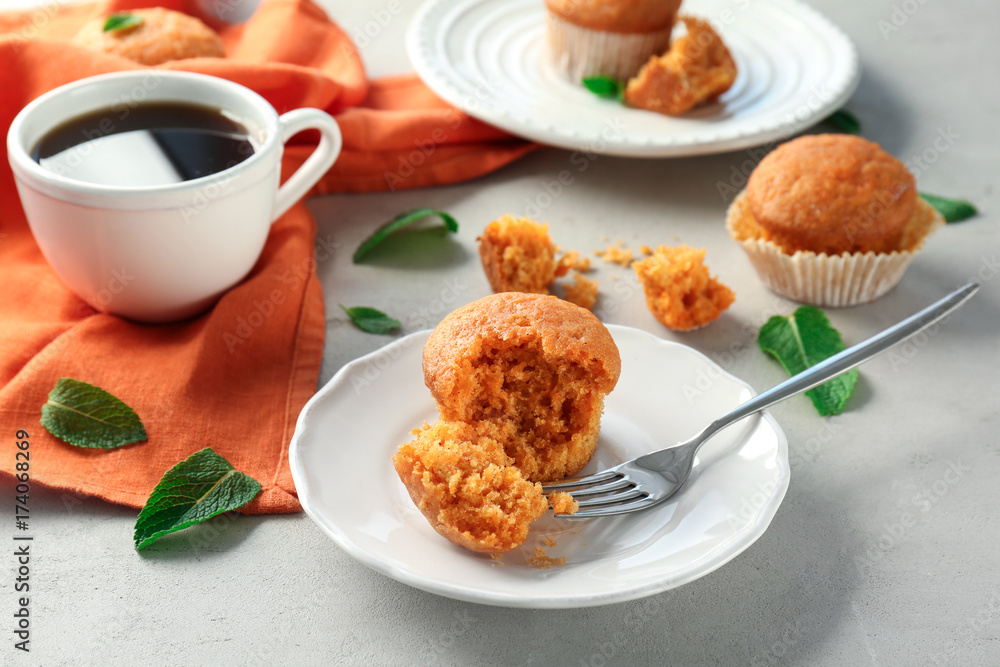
[552,477,634,499]
[573,487,647,509]
[558,496,660,518]
[541,469,621,493]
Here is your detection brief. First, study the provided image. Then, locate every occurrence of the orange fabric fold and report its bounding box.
[0,0,535,513]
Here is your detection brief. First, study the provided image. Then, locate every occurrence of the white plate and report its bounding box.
[289,325,790,608]
[406,0,860,157]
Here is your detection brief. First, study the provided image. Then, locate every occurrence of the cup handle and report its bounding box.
[271,108,343,222]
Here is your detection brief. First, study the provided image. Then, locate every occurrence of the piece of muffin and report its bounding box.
[423,293,621,482]
[633,245,734,331]
[727,134,944,306]
[478,215,557,294]
[393,421,549,554]
[624,16,737,115]
[546,0,683,81]
[72,8,225,66]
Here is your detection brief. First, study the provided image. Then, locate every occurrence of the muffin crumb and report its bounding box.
[596,245,635,267]
[556,249,593,276]
[561,273,599,311]
[528,547,566,569]
[550,491,580,515]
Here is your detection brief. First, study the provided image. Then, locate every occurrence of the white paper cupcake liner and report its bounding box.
[727,191,944,307]
[546,13,673,82]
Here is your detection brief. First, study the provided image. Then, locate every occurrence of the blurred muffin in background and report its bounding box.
[73,8,225,66]
[545,0,683,81]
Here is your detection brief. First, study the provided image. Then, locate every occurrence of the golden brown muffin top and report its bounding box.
[746,134,917,255]
[72,8,225,66]
[545,0,682,33]
[423,293,620,401]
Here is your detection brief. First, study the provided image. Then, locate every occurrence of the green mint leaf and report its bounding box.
[920,193,978,223]
[823,109,862,134]
[103,13,144,32]
[134,448,261,550]
[340,305,401,334]
[353,208,458,263]
[40,378,147,449]
[758,306,859,416]
[582,76,625,101]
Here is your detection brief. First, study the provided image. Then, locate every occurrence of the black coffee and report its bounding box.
[32,102,255,187]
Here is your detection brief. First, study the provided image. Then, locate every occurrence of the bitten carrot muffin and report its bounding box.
[72,8,225,66]
[393,421,549,554]
[546,0,683,81]
[727,134,944,306]
[478,215,557,294]
[624,16,737,115]
[423,293,621,482]
[633,245,734,331]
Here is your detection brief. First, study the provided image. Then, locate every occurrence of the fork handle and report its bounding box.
[696,281,980,445]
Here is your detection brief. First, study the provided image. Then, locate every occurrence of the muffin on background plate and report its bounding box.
[73,7,225,66]
[546,0,683,81]
[727,134,943,307]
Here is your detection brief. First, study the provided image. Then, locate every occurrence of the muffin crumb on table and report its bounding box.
[561,272,600,311]
[555,249,592,276]
[595,244,635,267]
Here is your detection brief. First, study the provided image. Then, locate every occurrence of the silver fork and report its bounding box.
[544,282,981,518]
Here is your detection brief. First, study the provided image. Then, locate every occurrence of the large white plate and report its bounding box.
[406,0,860,157]
[289,325,790,608]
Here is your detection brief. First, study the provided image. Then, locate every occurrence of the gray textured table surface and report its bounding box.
[3,0,999,665]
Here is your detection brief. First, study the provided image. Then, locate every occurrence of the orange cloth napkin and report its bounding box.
[0,0,534,513]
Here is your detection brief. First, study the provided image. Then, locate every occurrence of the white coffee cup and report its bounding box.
[7,70,342,322]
